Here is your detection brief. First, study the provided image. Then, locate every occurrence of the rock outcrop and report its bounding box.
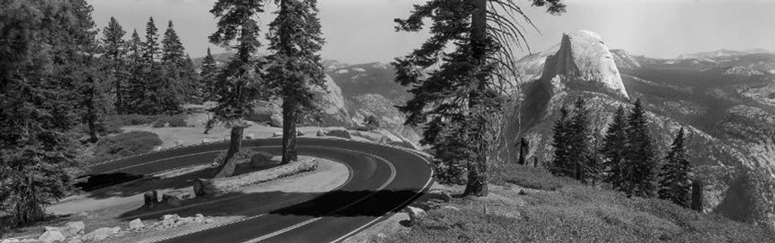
[540,30,629,98]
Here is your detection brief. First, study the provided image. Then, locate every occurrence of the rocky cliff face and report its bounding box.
[540,30,628,98]
[507,31,775,228]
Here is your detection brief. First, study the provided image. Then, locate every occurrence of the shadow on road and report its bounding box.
[118,189,426,221]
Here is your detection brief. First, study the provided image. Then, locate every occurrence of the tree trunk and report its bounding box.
[691,179,703,212]
[115,77,123,115]
[463,0,489,197]
[87,77,99,143]
[281,96,298,164]
[213,126,244,178]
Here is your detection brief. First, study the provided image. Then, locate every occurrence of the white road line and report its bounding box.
[239,147,397,243]
[149,145,364,243]
[329,147,435,243]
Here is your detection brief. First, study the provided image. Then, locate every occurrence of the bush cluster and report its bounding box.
[86,131,162,165]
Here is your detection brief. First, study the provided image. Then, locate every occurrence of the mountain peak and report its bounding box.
[540,30,629,98]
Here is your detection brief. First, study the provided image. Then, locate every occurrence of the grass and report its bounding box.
[380,163,775,243]
[85,131,163,165]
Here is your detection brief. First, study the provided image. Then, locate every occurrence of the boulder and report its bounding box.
[161,214,180,227]
[82,227,120,242]
[162,194,183,207]
[404,206,426,226]
[129,218,144,230]
[270,114,283,127]
[62,221,85,237]
[296,130,305,136]
[193,214,206,223]
[193,178,225,196]
[38,230,65,243]
[316,130,327,136]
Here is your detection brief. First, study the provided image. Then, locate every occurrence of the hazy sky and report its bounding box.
[88,0,775,63]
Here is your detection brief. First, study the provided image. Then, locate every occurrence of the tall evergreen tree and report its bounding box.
[101,17,127,114]
[124,29,144,114]
[208,0,268,178]
[394,0,566,197]
[161,20,185,64]
[568,98,592,182]
[0,0,93,227]
[551,106,571,176]
[265,0,326,164]
[602,105,628,191]
[625,99,658,198]
[658,128,693,208]
[200,48,219,101]
[143,17,160,62]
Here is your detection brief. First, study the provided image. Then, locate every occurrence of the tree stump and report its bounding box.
[143,190,159,208]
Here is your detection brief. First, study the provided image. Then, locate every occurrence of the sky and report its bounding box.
[88,0,775,63]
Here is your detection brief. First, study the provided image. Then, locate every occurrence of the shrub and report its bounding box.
[87,131,162,164]
[491,163,578,191]
[327,129,352,139]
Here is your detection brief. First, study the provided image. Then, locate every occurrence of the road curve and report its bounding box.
[87,137,433,243]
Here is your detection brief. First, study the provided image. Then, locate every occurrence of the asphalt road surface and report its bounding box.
[87,137,433,243]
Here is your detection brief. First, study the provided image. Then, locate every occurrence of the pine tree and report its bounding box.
[0,0,91,227]
[394,0,565,197]
[124,29,144,114]
[602,105,628,191]
[143,17,160,63]
[265,0,326,164]
[161,21,185,64]
[568,98,592,182]
[208,0,268,178]
[625,99,658,198]
[658,128,693,208]
[102,17,127,114]
[551,106,571,176]
[200,48,219,101]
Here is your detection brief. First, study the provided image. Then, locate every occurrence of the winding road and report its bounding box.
[87,137,433,243]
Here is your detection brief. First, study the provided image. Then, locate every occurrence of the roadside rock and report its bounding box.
[297,130,305,136]
[327,130,352,139]
[63,221,85,237]
[405,206,426,226]
[316,130,327,136]
[81,227,120,242]
[270,114,283,127]
[129,218,145,230]
[161,214,180,227]
[38,230,65,243]
[193,214,206,223]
